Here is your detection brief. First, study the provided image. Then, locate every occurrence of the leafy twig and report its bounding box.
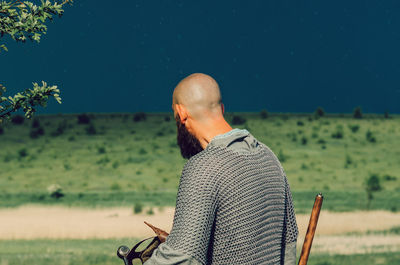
[0,81,62,123]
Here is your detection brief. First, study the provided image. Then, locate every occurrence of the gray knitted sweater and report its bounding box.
[145,129,298,265]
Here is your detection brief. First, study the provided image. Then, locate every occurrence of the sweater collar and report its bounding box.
[206,128,259,152]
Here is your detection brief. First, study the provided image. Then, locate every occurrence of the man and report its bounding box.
[145,73,298,265]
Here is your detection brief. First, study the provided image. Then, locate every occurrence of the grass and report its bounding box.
[0,112,399,211]
[0,238,398,265]
[0,190,398,212]
[0,238,143,265]
[307,252,400,265]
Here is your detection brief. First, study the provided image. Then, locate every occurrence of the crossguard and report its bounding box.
[117,222,169,265]
[117,237,162,265]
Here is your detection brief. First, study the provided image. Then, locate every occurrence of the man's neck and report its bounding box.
[196,118,232,149]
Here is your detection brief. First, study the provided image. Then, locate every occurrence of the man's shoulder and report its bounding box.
[183,147,224,172]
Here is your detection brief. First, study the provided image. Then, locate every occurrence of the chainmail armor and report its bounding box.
[166,142,298,265]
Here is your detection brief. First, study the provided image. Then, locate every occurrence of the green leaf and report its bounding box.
[0,44,8,52]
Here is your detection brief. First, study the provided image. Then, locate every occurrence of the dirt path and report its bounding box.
[1,206,399,254]
[309,234,400,254]
[297,210,400,236]
[0,206,175,240]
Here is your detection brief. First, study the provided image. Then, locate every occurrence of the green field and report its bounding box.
[0,238,398,265]
[1,112,400,265]
[1,112,399,211]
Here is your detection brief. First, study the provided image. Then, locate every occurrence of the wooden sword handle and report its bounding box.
[298,193,323,265]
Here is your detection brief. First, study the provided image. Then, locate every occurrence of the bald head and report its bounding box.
[173,73,223,120]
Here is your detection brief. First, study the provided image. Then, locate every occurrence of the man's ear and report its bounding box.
[175,104,188,124]
[221,103,225,115]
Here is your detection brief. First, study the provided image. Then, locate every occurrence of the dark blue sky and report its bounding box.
[1,0,400,114]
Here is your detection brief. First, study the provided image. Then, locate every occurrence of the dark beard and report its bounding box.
[176,115,203,159]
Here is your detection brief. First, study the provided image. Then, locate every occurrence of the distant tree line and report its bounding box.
[254,106,393,120]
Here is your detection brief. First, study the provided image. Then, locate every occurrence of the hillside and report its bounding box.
[0,112,399,211]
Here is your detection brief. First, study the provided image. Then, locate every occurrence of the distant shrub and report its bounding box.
[344,154,353,168]
[98,146,106,154]
[38,126,45,135]
[86,123,97,135]
[365,174,382,209]
[133,203,143,214]
[155,130,164,137]
[18,148,28,158]
[29,125,45,139]
[260,109,269,119]
[138,148,147,155]
[50,128,62,137]
[297,121,304,126]
[0,126,4,135]
[96,156,110,164]
[331,125,344,139]
[32,118,41,128]
[164,116,171,122]
[47,184,64,199]
[353,106,362,119]
[314,107,325,118]
[366,130,376,143]
[77,113,91,124]
[331,131,343,139]
[146,208,154,215]
[383,175,397,181]
[311,132,318,139]
[51,120,67,137]
[348,124,360,133]
[110,182,121,191]
[277,149,287,162]
[11,114,24,125]
[384,111,390,119]
[64,163,72,170]
[232,115,246,125]
[301,136,308,145]
[133,112,147,122]
[35,194,45,201]
[68,135,75,141]
[112,161,119,169]
[301,163,308,170]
